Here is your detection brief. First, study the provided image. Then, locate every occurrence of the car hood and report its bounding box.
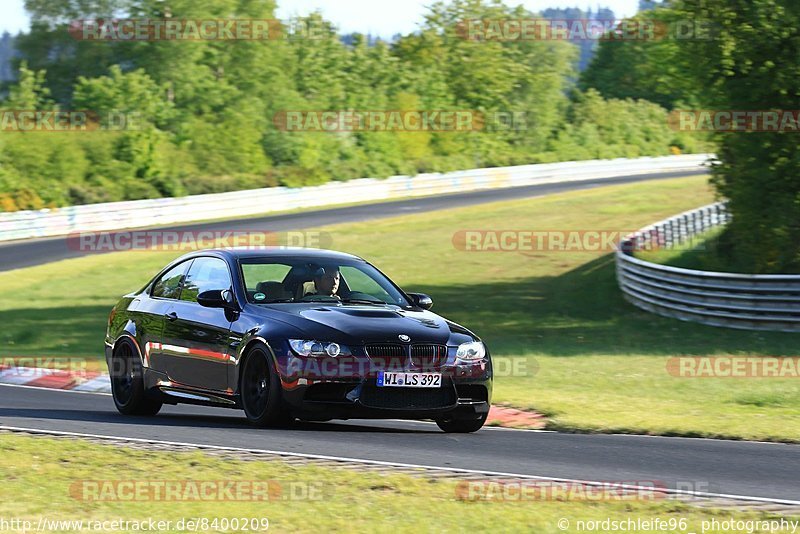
[250,303,469,345]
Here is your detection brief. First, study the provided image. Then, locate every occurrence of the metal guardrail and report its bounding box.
[0,154,710,242]
[616,203,800,332]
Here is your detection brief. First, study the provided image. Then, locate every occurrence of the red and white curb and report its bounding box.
[0,366,110,393]
[487,405,546,429]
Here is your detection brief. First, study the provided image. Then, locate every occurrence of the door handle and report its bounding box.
[165,312,178,322]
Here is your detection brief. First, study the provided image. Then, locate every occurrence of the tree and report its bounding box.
[73,65,173,127]
[677,0,800,272]
[580,8,703,110]
[0,0,698,210]
[4,62,53,109]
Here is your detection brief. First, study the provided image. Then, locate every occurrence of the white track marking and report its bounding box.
[0,424,796,506]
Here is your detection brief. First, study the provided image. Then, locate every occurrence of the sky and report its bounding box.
[0,0,640,36]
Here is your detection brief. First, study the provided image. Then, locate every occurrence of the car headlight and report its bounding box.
[456,341,486,361]
[289,339,352,358]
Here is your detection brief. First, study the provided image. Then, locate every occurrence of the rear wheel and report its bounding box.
[435,412,488,433]
[240,344,293,428]
[110,339,162,416]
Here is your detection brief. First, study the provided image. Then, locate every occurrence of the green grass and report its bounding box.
[492,354,800,442]
[636,226,741,272]
[1,174,799,441]
[0,433,787,533]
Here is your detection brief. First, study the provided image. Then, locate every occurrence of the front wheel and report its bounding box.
[240,344,293,428]
[435,412,488,433]
[110,339,162,416]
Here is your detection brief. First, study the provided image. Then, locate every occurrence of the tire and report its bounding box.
[435,412,488,433]
[240,343,293,428]
[110,339,162,416]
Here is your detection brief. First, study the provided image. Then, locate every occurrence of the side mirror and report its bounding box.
[407,292,433,310]
[197,289,237,310]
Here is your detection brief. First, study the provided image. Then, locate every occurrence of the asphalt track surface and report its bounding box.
[1,385,798,502]
[4,168,798,503]
[0,170,703,272]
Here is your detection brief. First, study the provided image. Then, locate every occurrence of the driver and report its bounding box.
[306,266,341,298]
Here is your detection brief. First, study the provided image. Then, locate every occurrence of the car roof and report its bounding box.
[186,247,365,263]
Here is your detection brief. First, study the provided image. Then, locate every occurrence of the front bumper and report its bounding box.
[278,360,492,420]
[270,340,493,419]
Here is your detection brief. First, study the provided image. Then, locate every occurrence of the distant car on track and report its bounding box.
[105,248,492,432]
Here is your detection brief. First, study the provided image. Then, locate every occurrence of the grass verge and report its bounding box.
[0,433,789,533]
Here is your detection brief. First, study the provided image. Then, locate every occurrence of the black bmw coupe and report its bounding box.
[105,248,492,432]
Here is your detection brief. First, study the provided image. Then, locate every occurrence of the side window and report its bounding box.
[151,261,191,300]
[181,257,232,303]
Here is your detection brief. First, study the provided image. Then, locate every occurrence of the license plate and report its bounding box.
[377,371,442,388]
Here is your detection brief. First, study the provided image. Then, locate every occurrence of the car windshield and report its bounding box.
[239,257,409,306]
